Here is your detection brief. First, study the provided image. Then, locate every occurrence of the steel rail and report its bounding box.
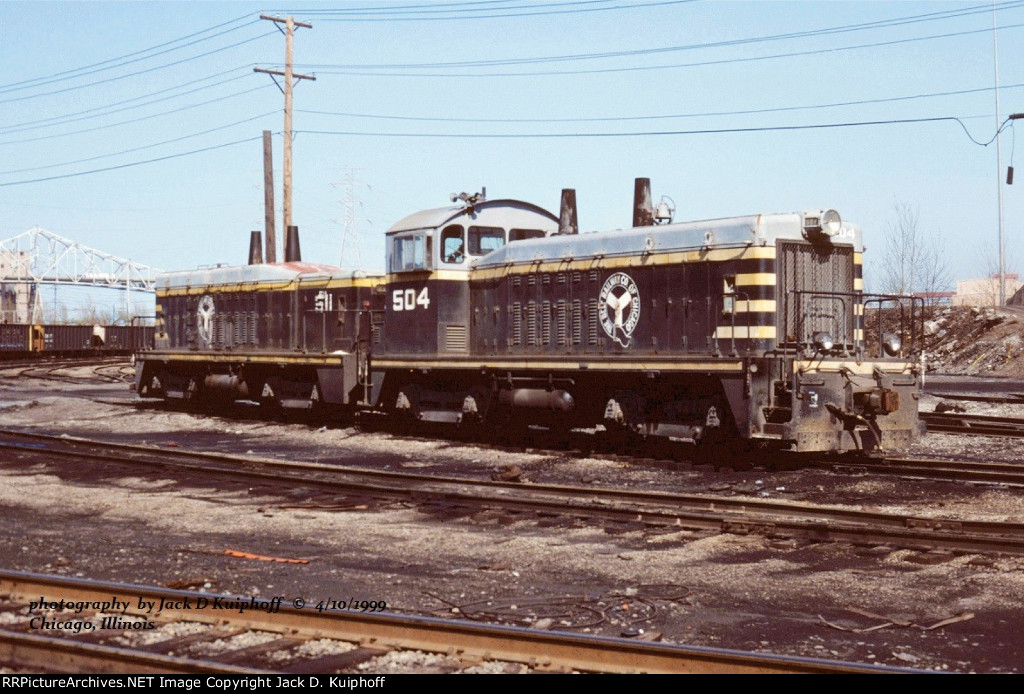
[0,571,912,674]
[921,412,1024,438]
[824,454,1024,486]
[0,630,260,675]
[2,429,1024,556]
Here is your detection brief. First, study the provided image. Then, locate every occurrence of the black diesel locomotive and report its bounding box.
[135,180,924,453]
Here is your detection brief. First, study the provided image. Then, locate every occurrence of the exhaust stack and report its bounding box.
[632,177,654,227]
[248,231,264,265]
[285,225,302,262]
[558,188,578,235]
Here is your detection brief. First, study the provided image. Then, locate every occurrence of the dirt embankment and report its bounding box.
[923,306,1024,377]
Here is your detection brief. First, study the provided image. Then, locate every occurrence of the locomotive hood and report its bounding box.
[156,261,352,290]
[474,211,862,268]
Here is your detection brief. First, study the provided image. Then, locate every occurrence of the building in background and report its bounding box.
[953,274,1023,307]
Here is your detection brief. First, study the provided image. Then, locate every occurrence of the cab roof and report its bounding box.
[386,199,557,234]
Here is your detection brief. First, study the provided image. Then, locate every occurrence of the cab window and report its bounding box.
[510,228,546,242]
[389,232,433,273]
[468,226,505,256]
[441,224,465,264]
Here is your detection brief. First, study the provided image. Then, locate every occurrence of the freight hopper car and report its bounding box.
[133,261,382,410]
[374,186,924,453]
[1,323,154,360]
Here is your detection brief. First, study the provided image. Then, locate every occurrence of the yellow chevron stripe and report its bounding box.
[712,326,777,339]
[735,273,776,286]
[733,300,777,313]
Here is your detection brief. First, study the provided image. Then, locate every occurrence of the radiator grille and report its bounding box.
[778,241,855,345]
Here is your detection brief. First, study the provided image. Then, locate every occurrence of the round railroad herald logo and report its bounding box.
[196,294,215,348]
[599,272,640,348]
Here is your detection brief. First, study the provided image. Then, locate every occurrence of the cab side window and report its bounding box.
[468,226,505,256]
[441,224,465,264]
[389,233,433,273]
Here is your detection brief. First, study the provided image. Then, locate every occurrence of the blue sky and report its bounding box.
[2,0,1023,299]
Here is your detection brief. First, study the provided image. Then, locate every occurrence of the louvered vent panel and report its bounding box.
[443,324,468,352]
[588,300,600,345]
[541,301,551,345]
[572,300,582,345]
[512,303,522,346]
[556,300,568,345]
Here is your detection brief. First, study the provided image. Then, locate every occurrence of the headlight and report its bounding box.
[820,209,842,236]
[882,332,902,356]
[803,209,842,239]
[812,331,835,353]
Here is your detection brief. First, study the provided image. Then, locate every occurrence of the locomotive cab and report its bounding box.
[380,197,558,358]
[374,196,558,421]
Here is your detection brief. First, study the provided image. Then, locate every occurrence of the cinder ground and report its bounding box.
[1,366,1024,673]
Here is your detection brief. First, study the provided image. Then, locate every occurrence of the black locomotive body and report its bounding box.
[134,261,381,408]
[135,185,924,454]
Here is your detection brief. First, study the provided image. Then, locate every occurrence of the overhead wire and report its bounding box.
[296,116,1001,147]
[312,22,1024,78]
[0,84,274,146]
[0,113,277,176]
[298,81,1024,124]
[0,136,262,188]
[0,14,258,95]
[285,0,697,21]
[0,69,254,136]
[0,31,275,105]
[301,0,1024,69]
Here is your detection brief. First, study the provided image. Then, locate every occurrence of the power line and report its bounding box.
[0,114,1000,189]
[313,22,1024,78]
[296,116,999,145]
[285,0,697,21]
[0,136,261,188]
[0,15,257,94]
[0,113,276,176]
[295,0,633,16]
[0,70,252,136]
[0,31,274,105]
[298,82,1024,125]
[298,1,1024,69]
[0,85,274,147]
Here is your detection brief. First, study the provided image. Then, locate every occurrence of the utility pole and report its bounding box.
[254,15,314,238]
[262,130,276,263]
[993,5,1006,306]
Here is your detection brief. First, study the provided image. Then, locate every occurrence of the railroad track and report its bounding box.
[921,412,1024,438]
[821,454,1024,486]
[0,571,901,674]
[0,357,131,385]
[3,429,1024,557]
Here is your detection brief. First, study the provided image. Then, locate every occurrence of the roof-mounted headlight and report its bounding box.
[803,209,842,240]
